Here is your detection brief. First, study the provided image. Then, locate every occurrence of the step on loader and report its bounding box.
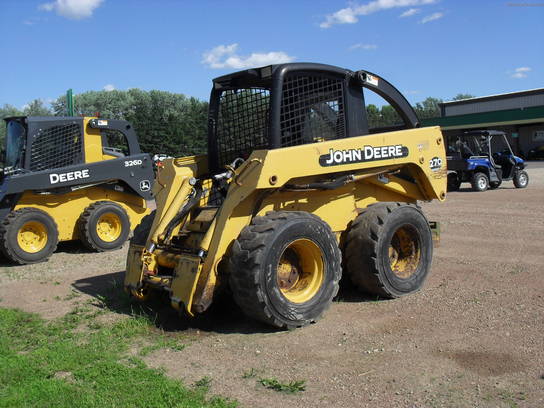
[0,116,154,264]
[125,63,447,329]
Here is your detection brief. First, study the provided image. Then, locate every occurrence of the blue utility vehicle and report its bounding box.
[446,130,528,192]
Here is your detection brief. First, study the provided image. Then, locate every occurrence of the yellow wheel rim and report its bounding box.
[276,239,324,304]
[96,213,122,242]
[389,225,421,279]
[17,221,48,253]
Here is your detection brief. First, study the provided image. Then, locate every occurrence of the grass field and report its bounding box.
[0,305,237,408]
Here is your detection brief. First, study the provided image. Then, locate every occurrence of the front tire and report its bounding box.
[0,208,59,264]
[471,172,489,192]
[78,201,131,252]
[229,211,342,329]
[513,170,529,188]
[345,203,432,298]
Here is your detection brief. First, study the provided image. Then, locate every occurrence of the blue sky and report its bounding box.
[1,0,542,109]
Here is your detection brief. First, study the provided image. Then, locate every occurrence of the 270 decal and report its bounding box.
[429,156,442,171]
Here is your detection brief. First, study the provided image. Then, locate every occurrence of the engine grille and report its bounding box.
[216,88,270,168]
[280,74,345,147]
[30,123,83,171]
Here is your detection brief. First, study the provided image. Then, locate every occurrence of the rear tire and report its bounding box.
[0,208,59,264]
[229,211,342,329]
[345,203,432,298]
[513,170,529,188]
[471,172,489,192]
[78,201,131,252]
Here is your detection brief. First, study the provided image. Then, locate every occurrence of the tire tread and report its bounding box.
[78,201,130,252]
[345,202,427,298]
[229,211,341,329]
[0,208,59,264]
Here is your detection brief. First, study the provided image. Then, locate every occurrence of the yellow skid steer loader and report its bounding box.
[125,63,446,329]
[1,116,153,264]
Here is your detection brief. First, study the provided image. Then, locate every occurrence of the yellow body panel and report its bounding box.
[82,117,124,162]
[14,187,149,241]
[125,127,446,315]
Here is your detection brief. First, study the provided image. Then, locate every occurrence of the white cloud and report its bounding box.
[201,44,295,69]
[39,0,104,20]
[103,84,115,91]
[320,0,436,28]
[511,67,531,79]
[420,12,444,23]
[400,8,419,17]
[349,43,378,50]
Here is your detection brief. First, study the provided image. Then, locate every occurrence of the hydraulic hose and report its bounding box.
[162,184,203,244]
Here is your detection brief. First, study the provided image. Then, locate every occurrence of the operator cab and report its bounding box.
[207,63,420,174]
[1,116,142,178]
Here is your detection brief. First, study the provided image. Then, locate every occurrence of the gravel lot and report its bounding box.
[1,162,543,408]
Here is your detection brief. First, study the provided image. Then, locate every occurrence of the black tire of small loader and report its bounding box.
[0,208,59,264]
[130,211,156,246]
[513,170,529,188]
[471,172,489,192]
[344,202,433,298]
[229,211,342,329]
[78,201,131,252]
[447,172,461,192]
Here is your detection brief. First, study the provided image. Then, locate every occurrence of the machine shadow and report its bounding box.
[0,241,91,267]
[335,276,390,303]
[72,271,380,334]
[56,241,93,254]
[72,271,276,335]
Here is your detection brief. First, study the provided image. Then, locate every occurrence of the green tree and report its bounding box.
[380,105,402,127]
[51,90,134,118]
[51,89,208,157]
[23,99,52,116]
[452,93,475,101]
[413,97,443,120]
[365,104,381,128]
[365,104,403,128]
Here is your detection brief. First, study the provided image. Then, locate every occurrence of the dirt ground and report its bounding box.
[1,162,543,408]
